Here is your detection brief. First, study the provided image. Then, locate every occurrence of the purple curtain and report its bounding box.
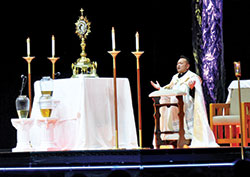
[192,0,225,112]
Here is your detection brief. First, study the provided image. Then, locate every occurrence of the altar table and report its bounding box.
[29,77,138,150]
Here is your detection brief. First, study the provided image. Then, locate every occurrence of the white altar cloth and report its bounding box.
[30,77,138,150]
[226,80,250,103]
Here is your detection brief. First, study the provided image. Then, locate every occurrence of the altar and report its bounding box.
[20,77,138,151]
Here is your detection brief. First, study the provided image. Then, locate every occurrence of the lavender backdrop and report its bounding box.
[193,0,225,112]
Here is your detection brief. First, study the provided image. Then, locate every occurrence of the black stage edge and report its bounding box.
[0,148,250,177]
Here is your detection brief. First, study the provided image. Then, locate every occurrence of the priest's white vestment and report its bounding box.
[156,70,218,147]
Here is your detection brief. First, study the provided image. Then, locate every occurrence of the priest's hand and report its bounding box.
[150,80,161,90]
[188,80,196,90]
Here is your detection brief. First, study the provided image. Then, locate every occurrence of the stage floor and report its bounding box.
[0,147,249,167]
[0,147,249,177]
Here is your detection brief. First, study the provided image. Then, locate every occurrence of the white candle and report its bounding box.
[27,37,30,57]
[136,31,139,51]
[52,35,55,57]
[112,27,116,50]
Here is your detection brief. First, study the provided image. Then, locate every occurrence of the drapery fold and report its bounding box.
[192,0,225,111]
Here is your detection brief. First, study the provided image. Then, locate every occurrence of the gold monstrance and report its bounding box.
[72,8,98,78]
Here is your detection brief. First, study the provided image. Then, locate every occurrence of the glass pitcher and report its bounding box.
[40,76,53,96]
[39,76,54,118]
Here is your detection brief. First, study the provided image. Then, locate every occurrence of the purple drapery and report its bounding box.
[192,0,225,110]
[201,0,225,104]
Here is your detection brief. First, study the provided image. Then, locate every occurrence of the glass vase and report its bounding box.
[15,95,30,118]
[39,76,55,118]
[40,76,53,96]
[39,95,54,118]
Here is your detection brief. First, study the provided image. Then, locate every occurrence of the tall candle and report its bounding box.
[136,32,139,51]
[52,35,55,57]
[112,27,116,50]
[27,37,30,57]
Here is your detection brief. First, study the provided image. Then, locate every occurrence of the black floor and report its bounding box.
[0,147,250,177]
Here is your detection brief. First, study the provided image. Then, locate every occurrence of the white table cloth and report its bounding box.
[30,77,138,150]
[226,80,250,103]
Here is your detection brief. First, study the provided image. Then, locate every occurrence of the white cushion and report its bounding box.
[213,115,240,125]
[149,89,186,97]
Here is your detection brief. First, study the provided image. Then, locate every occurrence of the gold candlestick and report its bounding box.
[132,51,144,149]
[23,56,35,117]
[234,61,244,160]
[108,50,121,149]
[48,57,60,79]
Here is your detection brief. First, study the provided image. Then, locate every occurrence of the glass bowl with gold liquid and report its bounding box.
[39,95,57,118]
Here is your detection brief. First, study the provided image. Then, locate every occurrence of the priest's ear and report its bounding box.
[186,63,190,70]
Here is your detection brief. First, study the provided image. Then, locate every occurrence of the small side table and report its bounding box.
[35,118,59,151]
[149,89,190,148]
[11,118,34,152]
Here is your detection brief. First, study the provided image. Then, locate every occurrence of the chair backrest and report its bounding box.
[230,88,250,115]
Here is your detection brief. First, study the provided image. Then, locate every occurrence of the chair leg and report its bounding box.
[226,125,233,147]
[231,125,238,147]
[242,115,247,147]
[218,125,223,140]
[236,125,240,146]
[213,125,218,140]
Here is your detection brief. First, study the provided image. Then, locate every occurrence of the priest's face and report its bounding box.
[176,58,190,73]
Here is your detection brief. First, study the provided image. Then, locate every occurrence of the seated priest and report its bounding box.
[150,55,218,147]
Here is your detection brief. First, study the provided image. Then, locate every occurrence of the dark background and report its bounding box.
[0,0,249,149]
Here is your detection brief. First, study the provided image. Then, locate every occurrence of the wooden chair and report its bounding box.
[210,87,250,147]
